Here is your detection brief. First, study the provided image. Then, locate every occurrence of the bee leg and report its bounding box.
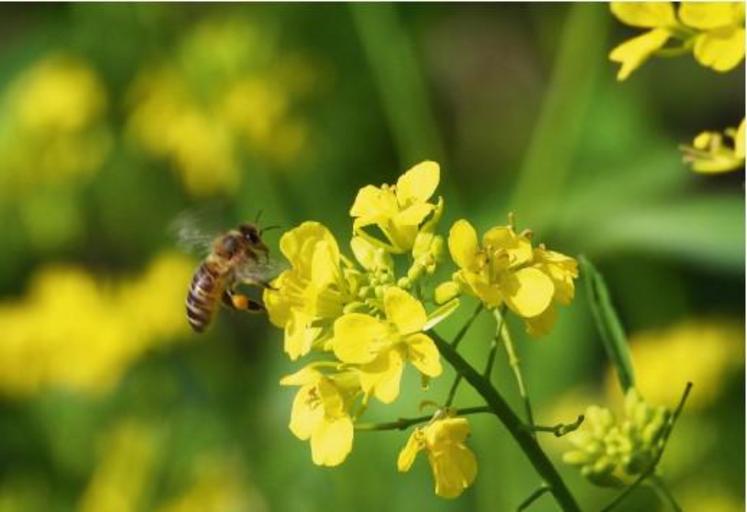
[258,279,278,291]
[222,290,265,314]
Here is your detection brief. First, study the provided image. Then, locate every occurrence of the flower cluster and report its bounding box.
[563,389,671,487]
[609,2,745,81]
[264,161,579,498]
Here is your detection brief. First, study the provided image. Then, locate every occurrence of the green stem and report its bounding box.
[483,306,505,378]
[517,484,551,511]
[432,331,581,512]
[529,415,585,437]
[444,304,484,407]
[355,406,492,432]
[649,475,683,512]
[601,382,692,512]
[495,309,535,433]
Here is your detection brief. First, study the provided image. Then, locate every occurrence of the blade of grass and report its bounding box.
[580,255,636,392]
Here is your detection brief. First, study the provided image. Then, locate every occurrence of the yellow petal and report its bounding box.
[384,287,427,335]
[280,365,322,386]
[288,384,323,440]
[434,281,461,305]
[735,119,745,159]
[429,445,478,499]
[333,313,388,364]
[501,267,554,318]
[448,219,479,270]
[283,312,318,361]
[397,430,424,472]
[611,2,676,28]
[396,160,440,205]
[310,240,340,288]
[350,236,377,271]
[679,2,742,30]
[483,226,533,267]
[426,417,471,446]
[317,376,346,417]
[692,27,745,72]
[280,221,339,267]
[406,333,442,377]
[394,202,434,226]
[263,272,291,328]
[310,416,354,466]
[609,28,671,80]
[524,305,558,337]
[359,349,404,404]
[350,185,398,226]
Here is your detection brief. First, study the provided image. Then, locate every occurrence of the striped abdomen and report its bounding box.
[186,260,228,332]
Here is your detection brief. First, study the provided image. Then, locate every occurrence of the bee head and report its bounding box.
[239,223,269,256]
[217,234,241,258]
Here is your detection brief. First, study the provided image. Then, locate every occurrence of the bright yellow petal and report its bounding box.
[384,287,427,335]
[426,417,471,446]
[333,313,388,364]
[406,333,442,377]
[609,28,671,81]
[611,2,676,28]
[448,219,479,270]
[288,384,323,440]
[280,365,322,386]
[310,415,354,466]
[483,226,533,267]
[359,349,404,404]
[350,185,398,226]
[397,430,424,472]
[434,281,461,305]
[429,445,478,499]
[317,376,346,418]
[501,267,554,318]
[263,272,291,328]
[693,27,745,72]
[524,305,558,337]
[350,236,377,271]
[735,119,745,159]
[679,2,742,30]
[310,240,340,288]
[283,312,319,361]
[394,202,434,226]
[279,221,339,267]
[396,160,440,205]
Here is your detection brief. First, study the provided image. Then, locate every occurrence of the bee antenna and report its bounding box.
[260,225,282,235]
[255,210,264,224]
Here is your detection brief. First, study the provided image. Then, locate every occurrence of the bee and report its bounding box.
[176,215,281,333]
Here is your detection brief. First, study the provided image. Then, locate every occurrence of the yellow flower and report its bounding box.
[609,2,678,80]
[397,416,477,499]
[525,246,579,336]
[280,365,359,466]
[350,161,441,253]
[681,118,745,173]
[679,2,745,72]
[443,219,554,316]
[332,287,442,404]
[264,222,357,360]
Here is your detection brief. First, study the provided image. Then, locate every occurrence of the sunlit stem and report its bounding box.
[602,382,693,512]
[494,308,535,435]
[517,484,551,511]
[528,414,585,437]
[354,405,492,432]
[444,303,483,407]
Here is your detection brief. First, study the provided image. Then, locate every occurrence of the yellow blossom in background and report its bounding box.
[439,218,577,334]
[679,2,745,72]
[350,161,441,253]
[78,420,158,512]
[280,365,360,466]
[681,118,745,173]
[264,222,357,360]
[397,416,477,499]
[610,2,746,80]
[332,287,442,403]
[127,17,313,197]
[0,252,193,397]
[0,54,111,195]
[606,319,744,410]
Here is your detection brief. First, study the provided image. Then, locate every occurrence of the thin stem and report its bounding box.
[517,484,551,511]
[483,306,505,378]
[649,475,683,512]
[431,331,581,512]
[444,303,483,407]
[495,309,535,434]
[529,415,585,437]
[355,406,492,432]
[601,382,693,512]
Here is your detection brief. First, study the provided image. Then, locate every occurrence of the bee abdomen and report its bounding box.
[186,262,224,332]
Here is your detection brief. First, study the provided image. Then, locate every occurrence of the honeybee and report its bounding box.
[175,215,282,332]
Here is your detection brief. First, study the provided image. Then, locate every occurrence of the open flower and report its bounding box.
[350,161,441,253]
[609,2,679,80]
[679,2,745,72]
[525,246,579,336]
[397,416,477,499]
[332,287,442,403]
[264,222,356,360]
[681,118,745,173]
[280,364,360,467]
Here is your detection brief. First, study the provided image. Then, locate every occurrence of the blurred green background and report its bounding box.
[0,3,743,511]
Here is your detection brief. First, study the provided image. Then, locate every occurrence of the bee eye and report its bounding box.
[246,230,260,244]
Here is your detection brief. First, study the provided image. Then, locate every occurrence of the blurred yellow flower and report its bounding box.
[79,420,158,512]
[397,416,477,499]
[0,54,110,195]
[127,18,312,197]
[332,287,442,404]
[280,364,360,466]
[606,319,744,410]
[681,118,745,173]
[264,222,356,361]
[0,253,193,397]
[679,2,745,72]
[350,161,441,253]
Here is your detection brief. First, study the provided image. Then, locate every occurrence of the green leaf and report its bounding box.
[579,256,635,392]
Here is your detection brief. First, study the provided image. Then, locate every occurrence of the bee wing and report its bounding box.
[234,258,288,285]
[169,210,223,256]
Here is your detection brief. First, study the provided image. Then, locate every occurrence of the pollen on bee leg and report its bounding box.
[232,294,249,310]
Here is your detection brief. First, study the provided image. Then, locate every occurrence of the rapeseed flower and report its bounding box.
[679,2,745,72]
[397,416,477,499]
[681,118,745,173]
